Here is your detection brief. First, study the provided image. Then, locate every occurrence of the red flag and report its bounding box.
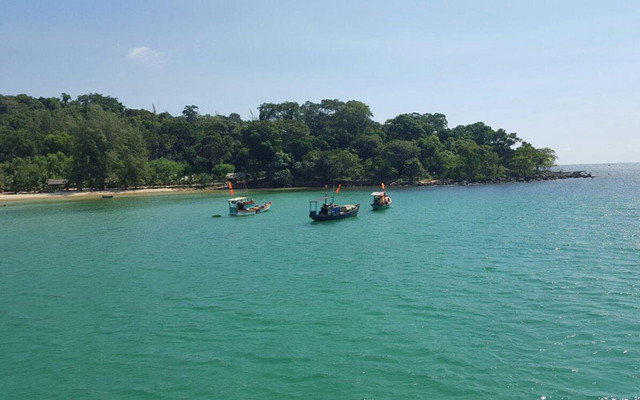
[335,184,342,194]
[227,182,234,196]
[381,182,385,190]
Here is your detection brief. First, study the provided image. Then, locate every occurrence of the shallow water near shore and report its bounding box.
[1,163,639,399]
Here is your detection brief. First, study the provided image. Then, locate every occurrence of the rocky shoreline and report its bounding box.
[411,170,594,187]
[290,170,595,188]
[233,170,595,189]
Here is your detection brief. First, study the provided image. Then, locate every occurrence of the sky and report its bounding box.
[1,0,639,164]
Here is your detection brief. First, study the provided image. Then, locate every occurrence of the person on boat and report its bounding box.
[320,203,330,215]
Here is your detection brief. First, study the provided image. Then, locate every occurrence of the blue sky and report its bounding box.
[1,0,639,164]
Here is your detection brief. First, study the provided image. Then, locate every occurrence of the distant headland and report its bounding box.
[1,93,585,194]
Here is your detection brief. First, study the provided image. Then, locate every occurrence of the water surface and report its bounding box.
[1,163,639,399]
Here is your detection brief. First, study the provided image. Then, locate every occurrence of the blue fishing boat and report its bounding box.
[309,184,359,221]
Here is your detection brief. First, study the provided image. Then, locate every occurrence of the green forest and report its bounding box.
[0,93,557,192]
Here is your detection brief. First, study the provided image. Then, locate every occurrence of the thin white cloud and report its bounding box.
[127,47,165,64]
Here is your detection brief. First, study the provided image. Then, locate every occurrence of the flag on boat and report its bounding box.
[381,182,385,190]
[336,184,342,194]
[227,182,234,196]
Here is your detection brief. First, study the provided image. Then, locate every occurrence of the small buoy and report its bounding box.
[212,214,222,218]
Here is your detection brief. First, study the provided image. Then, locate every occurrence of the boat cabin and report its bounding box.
[228,197,255,215]
[309,200,343,217]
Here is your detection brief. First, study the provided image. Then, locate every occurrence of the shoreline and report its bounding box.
[412,170,594,187]
[0,187,204,203]
[0,185,315,203]
[0,171,593,203]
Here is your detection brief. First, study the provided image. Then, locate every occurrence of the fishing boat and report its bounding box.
[228,197,271,216]
[309,184,359,221]
[371,183,391,210]
[226,181,271,216]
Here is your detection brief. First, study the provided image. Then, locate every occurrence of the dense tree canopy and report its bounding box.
[0,93,557,192]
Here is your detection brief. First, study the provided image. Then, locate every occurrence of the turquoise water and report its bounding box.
[1,163,639,399]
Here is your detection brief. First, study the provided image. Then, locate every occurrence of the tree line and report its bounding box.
[0,93,557,192]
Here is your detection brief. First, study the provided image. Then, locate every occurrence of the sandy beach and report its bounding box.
[0,187,207,203]
[0,185,316,203]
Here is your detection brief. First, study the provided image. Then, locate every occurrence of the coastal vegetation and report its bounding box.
[0,93,558,192]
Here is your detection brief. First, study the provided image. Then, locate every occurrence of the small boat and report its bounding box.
[371,183,391,210]
[225,181,271,216]
[228,197,271,216]
[102,195,114,199]
[309,201,359,221]
[371,192,391,210]
[309,184,359,221]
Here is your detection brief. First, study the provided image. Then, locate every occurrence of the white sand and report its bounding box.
[0,187,204,202]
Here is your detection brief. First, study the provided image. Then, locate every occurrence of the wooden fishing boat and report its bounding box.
[371,191,391,210]
[371,183,391,210]
[309,184,359,221]
[228,197,271,216]
[309,200,359,221]
[225,181,271,216]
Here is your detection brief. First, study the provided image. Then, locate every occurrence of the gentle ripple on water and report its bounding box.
[1,163,640,399]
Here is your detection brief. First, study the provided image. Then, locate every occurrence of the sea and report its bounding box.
[1,163,639,400]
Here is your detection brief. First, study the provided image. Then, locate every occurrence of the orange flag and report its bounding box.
[381,182,385,190]
[227,182,234,196]
[335,184,342,194]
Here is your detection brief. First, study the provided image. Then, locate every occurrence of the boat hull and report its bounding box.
[371,203,390,210]
[309,204,359,221]
[232,202,271,216]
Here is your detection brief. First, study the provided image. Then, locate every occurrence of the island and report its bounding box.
[0,93,589,194]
